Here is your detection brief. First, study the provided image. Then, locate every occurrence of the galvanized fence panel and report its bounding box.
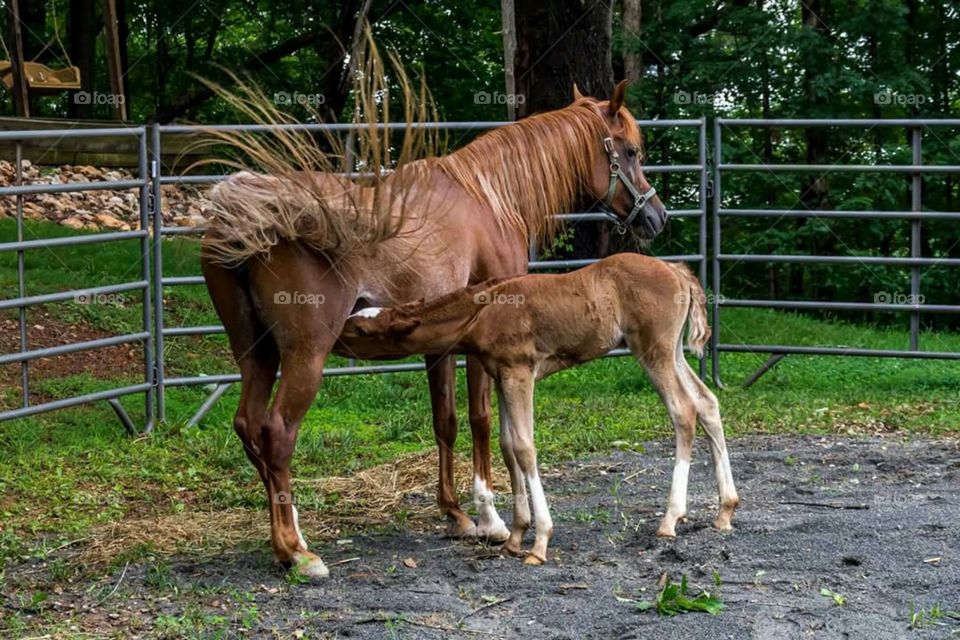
[0,128,155,432]
[711,118,960,387]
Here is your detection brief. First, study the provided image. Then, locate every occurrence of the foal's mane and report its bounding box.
[438,100,641,245]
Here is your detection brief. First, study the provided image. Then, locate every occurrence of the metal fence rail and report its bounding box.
[711,118,960,387]
[6,116,957,430]
[0,128,154,432]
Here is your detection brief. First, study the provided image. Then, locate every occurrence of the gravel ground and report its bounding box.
[5,435,959,639]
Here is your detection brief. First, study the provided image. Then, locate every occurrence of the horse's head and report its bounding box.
[574,81,668,240]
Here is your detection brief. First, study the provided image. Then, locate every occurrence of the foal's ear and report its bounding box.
[607,80,628,116]
[572,83,586,102]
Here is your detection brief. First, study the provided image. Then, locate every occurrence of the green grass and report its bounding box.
[1,219,959,575]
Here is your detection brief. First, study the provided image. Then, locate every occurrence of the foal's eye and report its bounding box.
[626,147,638,160]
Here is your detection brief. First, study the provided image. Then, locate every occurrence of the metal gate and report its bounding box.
[711,118,960,387]
[0,127,155,432]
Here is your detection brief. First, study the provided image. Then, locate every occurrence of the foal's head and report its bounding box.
[574,81,668,240]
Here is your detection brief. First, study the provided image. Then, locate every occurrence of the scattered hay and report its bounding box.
[75,449,508,566]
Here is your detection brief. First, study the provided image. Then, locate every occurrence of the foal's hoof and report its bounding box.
[523,553,546,566]
[655,525,677,538]
[713,515,735,531]
[501,540,523,557]
[291,551,329,581]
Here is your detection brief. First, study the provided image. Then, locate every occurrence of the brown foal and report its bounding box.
[340,254,740,564]
[201,81,667,578]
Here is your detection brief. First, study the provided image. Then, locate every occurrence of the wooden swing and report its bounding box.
[0,0,81,94]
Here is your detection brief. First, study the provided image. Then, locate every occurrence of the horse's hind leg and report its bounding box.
[678,359,739,529]
[201,258,278,487]
[260,347,330,577]
[426,355,476,537]
[467,358,509,542]
[246,244,355,580]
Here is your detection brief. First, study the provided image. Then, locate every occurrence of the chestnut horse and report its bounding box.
[201,82,667,578]
[340,254,739,564]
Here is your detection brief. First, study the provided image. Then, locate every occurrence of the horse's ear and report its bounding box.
[607,80,628,116]
[572,83,585,102]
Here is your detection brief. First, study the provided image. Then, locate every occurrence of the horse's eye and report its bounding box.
[626,147,637,160]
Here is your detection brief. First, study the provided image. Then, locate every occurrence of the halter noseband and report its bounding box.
[602,136,657,234]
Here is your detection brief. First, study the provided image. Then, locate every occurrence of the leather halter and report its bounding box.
[602,136,657,234]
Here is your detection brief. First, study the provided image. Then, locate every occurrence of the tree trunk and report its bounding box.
[514,0,613,258]
[501,0,517,120]
[514,0,613,116]
[68,0,97,118]
[622,0,642,90]
[795,0,830,298]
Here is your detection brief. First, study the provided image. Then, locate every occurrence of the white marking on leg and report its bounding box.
[527,472,553,540]
[666,458,691,520]
[291,504,308,551]
[474,474,509,540]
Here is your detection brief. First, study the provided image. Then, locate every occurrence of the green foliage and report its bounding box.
[628,574,725,616]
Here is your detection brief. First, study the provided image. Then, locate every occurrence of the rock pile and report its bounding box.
[0,161,211,231]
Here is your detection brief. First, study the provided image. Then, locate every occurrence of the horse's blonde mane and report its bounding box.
[438,99,641,244]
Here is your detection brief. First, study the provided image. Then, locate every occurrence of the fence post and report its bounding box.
[698,118,708,380]
[150,123,167,423]
[15,140,28,408]
[711,119,724,388]
[138,131,156,432]
[910,127,922,351]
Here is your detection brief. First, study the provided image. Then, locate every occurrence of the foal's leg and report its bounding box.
[498,372,553,564]
[634,343,698,538]
[467,358,509,542]
[496,383,530,557]
[426,355,476,537]
[679,361,739,529]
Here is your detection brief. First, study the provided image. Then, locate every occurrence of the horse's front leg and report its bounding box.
[426,355,476,537]
[467,358,509,542]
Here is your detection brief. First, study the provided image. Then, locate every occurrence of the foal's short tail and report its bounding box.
[673,264,711,357]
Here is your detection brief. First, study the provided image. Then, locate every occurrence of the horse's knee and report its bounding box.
[469,401,491,429]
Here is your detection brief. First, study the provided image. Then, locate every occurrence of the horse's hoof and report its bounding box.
[713,516,734,531]
[477,521,510,544]
[291,551,329,580]
[524,553,546,566]
[446,518,478,539]
[655,525,677,538]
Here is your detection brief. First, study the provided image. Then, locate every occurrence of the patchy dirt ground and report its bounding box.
[4,435,960,638]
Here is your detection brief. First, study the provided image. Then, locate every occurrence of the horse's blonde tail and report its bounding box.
[190,26,441,266]
[673,264,711,357]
